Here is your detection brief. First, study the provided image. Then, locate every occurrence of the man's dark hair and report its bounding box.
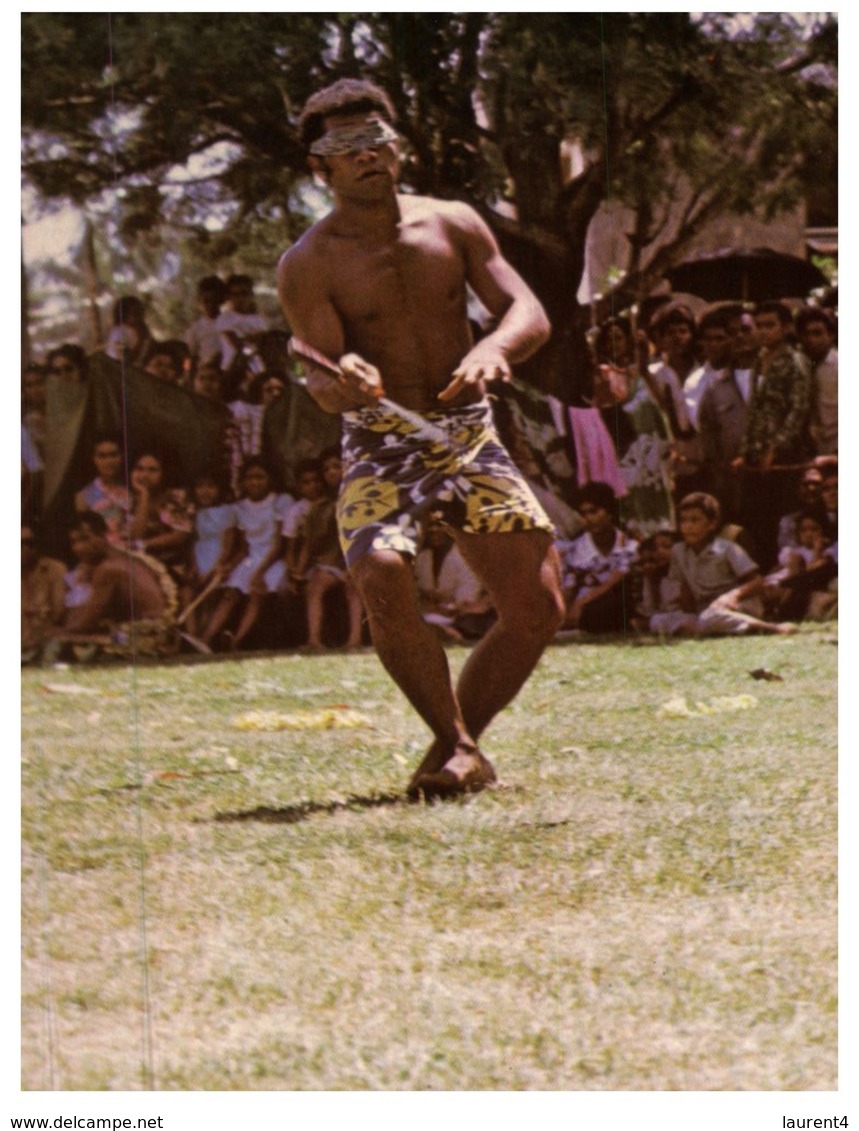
[794,305,836,336]
[298,78,397,150]
[754,300,794,326]
[197,275,227,301]
[698,306,733,334]
[649,300,696,336]
[577,480,620,523]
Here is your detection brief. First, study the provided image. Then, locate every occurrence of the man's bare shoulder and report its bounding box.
[399,194,482,229]
[277,216,339,283]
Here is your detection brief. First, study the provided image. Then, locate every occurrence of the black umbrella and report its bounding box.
[664,246,828,302]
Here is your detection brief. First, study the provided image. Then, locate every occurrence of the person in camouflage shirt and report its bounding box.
[733,301,813,568]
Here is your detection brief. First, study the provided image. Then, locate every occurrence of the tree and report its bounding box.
[22,13,837,397]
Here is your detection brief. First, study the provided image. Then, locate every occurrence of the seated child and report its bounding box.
[556,481,639,633]
[630,529,680,631]
[650,492,795,637]
[763,506,837,622]
[200,457,292,651]
[179,469,235,636]
[292,449,364,649]
[414,516,495,642]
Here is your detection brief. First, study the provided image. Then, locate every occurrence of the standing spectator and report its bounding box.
[144,339,189,386]
[557,481,639,634]
[796,306,837,456]
[600,317,675,537]
[74,434,132,547]
[217,274,271,393]
[46,344,88,384]
[697,307,756,524]
[185,275,227,375]
[22,524,67,663]
[111,295,157,368]
[733,300,813,569]
[684,307,733,430]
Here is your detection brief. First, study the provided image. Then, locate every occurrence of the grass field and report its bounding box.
[21,626,837,1091]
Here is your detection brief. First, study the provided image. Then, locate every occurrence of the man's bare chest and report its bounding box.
[325,228,466,324]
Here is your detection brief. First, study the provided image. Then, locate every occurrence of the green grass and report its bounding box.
[21,627,837,1090]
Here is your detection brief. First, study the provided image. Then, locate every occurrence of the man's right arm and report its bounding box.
[276,244,383,414]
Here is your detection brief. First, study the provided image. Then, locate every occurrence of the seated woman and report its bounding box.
[127,450,194,576]
[74,433,132,547]
[557,481,639,634]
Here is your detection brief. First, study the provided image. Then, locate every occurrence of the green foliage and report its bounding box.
[22,14,837,372]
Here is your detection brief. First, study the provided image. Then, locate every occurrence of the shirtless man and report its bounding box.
[61,512,169,636]
[277,79,565,801]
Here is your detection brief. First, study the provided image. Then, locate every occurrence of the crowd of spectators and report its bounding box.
[21,277,837,663]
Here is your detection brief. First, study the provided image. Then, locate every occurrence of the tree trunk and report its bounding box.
[81,219,103,351]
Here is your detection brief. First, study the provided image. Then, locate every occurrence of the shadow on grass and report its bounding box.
[211,791,408,825]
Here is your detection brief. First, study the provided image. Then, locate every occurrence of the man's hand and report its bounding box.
[437,344,512,403]
[301,350,385,413]
[338,353,385,404]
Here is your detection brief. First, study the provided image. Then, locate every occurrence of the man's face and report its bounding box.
[578,501,613,536]
[664,321,694,363]
[729,314,758,365]
[314,113,400,198]
[701,327,732,368]
[754,312,786,351]
[799,319,835,363]
[227,281,255,314]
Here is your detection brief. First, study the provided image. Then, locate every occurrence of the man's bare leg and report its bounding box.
[407,530,564,792]
[349,549,495,796]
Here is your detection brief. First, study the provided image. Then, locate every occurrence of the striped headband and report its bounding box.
[309,116,399,156]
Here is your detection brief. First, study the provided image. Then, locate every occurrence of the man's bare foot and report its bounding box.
[408,747,497,803]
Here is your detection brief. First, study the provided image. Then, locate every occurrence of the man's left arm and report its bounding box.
[438,204,551,403]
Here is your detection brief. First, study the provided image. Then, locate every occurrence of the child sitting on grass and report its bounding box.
[650,492,796,637]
